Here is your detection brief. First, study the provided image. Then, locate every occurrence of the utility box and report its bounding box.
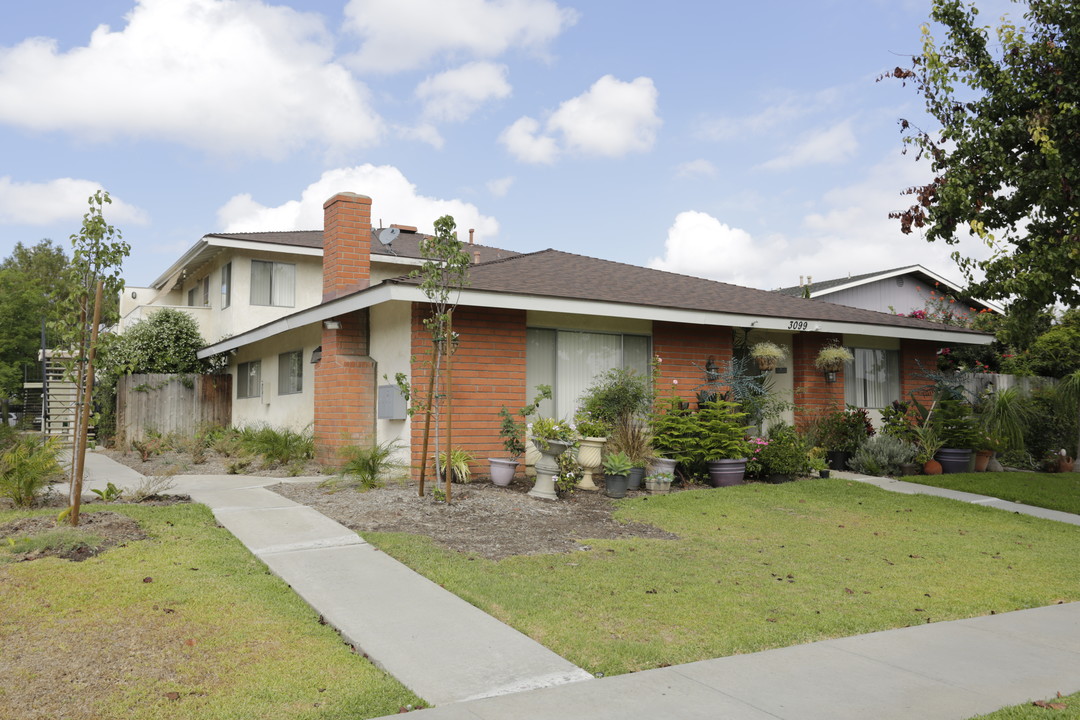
[378,384,408,420]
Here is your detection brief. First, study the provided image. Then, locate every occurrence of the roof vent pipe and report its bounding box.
[473,251,480,264]
[469,228,474,244]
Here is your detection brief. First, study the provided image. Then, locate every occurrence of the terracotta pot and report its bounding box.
[974,450,993,472]
[1060,456,1076,473]
[923,459,943,475]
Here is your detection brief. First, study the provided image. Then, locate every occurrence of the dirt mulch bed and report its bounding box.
[0,511,149,562]
[272,478,679,561]
[98,447,326,478]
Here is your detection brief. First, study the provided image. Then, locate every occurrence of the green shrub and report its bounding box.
[326,440,403,491]
[579,368,651,425]
[816,406,874,453]
[758,424,811,477]
[0,435,63,507]
[238,424,314,466]
[850,434,919,477]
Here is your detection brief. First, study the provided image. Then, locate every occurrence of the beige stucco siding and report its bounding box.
[230,324,321,430]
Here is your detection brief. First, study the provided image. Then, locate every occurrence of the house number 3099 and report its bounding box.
[787,320,808,331]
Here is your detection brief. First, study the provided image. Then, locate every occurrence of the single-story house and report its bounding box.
[120,192,993,476]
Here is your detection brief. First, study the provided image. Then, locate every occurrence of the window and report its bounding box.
[250,260,296,307]
[221,262,232,309]
[526,328,650,419]
[237,360,261,399]
[201,276,210,306]
[845,348,899,409]
[187,287,197,306]
[278,350,303,395]
[187,277,209,307]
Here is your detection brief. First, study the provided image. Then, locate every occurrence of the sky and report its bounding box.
[0,0,1017,293]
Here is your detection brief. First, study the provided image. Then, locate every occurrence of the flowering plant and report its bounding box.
[746,436,769,476]
[528,417,576,450]
[574,410,611,439]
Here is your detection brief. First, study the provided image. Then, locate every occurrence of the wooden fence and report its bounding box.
[116,373,231,445]
[953,372,1057,399]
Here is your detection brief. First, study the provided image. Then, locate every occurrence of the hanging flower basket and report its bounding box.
[750,342,786,373]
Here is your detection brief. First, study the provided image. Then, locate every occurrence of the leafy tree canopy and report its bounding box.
[102,307,209,377]
[0,240,69,398]
[885,0,1080,335]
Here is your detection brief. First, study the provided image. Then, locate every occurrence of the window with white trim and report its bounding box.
[237,360,261,399]
[526,328,650,419]
[221,262,232,309]
[844,348,899,409]
[250,260,296,307]
[278,350,303,395]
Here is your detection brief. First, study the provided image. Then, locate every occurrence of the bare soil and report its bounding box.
[0,510,149,562]
[272,478,679,560]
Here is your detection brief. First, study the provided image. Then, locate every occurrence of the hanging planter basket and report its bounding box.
[755,356,778,372]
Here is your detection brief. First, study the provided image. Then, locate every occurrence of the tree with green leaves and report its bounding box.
[0,240,70,423]
[101,307,209,377]
[411,215,471,502]
[53,190,130,525]
[884,0,1079,338]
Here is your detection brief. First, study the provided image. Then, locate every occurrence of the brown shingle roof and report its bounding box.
[205,230,519,263]
[392,249,987,335]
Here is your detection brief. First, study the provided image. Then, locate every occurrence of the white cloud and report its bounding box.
[344,0,578,73]
[0,0,383,158]
[416,61,511,122]
[500,75,661,163]
[397,123,445,149]
[499,116,559,164]
[487,176,514,197]
[760,120,859,171]
[647,153,995,290]
[0,177,147,226]
[674,159,717,179]
[217,164,500,241]
[547,75,660,157]
[695,88,842,143]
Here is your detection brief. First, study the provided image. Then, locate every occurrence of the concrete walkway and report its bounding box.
[77,452,1080,719]
[79,452,592,706]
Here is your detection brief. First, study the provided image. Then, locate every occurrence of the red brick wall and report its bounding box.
[322,192,372,302]
[652,321,733,404]
[901,339,939,409]
[314,309,376,465]
[410,304,527,481]
[792,333,847,428]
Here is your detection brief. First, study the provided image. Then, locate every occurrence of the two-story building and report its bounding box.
[120,192,993,477]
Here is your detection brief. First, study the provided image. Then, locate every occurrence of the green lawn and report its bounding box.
[0,504,421,720]
[902,471,1080,516]
[363,478,1080,677]
[968,690,1080,719]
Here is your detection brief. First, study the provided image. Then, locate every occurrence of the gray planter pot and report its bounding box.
[604,474,629,499]
[936,448,973,474]
[626,466,645,490]
[706,458,747,487]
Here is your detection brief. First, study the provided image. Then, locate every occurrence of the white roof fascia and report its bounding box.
[198,283,992,358]
[812,265,1005,314]
[204,236,323,257]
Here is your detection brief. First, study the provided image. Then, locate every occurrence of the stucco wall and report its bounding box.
[230,324,321,430]
[370,300,413,467]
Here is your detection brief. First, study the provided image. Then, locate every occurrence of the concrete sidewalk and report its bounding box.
[79,452,591,706]
[76,452,1080,719]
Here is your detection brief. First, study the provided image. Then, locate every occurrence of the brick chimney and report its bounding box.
[322,192,372,302]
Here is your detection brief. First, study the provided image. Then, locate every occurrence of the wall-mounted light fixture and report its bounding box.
[323,319,341,330]
[310,346,322,364]
[824,370,838,383]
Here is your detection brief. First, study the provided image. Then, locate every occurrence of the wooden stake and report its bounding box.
[444,311,453,505]
[71,280,103,527]
[417,340,438,497]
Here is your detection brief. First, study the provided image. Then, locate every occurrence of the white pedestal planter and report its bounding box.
[575,437,606,491]
[528,440,572,500]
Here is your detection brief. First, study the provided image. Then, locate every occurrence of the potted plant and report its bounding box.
[697,399,752,487]
[757,424,810,483]
[817,405,874,471]
[649,397,696,483]
[644,471,674,494]
[808,448,830,478]
[750,341,787,372]
[574,410,611,491]
[814,343,854,383]
[527,416,577,500]
[490,386,551,487]
[435,448,474,483]
[932,395,976,473]
[601,451,633,498]
[973,387,1028,471]
[914,423,944,475]
[606,416,652,490]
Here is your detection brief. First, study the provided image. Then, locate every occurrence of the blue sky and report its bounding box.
[0,0,1012,292]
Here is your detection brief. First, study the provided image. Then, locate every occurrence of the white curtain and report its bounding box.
[846,348,899,409]
[250,260,271,305]
[272,262,295,307]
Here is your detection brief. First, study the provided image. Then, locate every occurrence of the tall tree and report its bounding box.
[885,0,1079,338]
[0,240,70,422]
